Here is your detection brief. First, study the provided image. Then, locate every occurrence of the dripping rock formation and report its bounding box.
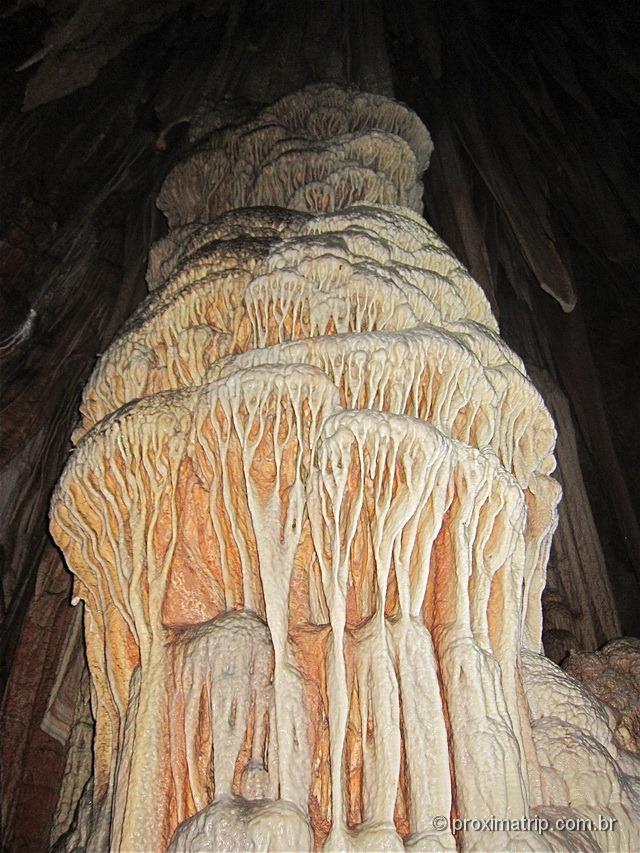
[45,86,640,851]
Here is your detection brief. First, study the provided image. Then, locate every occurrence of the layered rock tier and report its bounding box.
[50,85,640,851]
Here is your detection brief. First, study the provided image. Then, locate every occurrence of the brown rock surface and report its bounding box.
[564,638,640,753]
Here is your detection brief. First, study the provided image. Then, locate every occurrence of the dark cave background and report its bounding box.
[1,0,639,849]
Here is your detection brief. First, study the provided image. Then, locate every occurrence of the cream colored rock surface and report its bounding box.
[80,218,498,438]
[168,797,314,853]
[50,85,640,851]
[156,85,431,227]
[522,650,640,852]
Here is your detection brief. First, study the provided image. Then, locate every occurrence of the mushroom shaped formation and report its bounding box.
[50,86,640,852]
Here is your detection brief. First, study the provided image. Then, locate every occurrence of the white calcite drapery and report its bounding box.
[50,85,640,851]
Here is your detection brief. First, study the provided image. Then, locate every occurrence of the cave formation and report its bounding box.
[1,2,640,852]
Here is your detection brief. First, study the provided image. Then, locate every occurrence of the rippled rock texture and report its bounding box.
[50,85,640,851]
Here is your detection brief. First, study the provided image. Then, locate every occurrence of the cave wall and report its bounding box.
[1,0,639,849]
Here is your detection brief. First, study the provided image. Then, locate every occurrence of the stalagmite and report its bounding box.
[49,85,640,851]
